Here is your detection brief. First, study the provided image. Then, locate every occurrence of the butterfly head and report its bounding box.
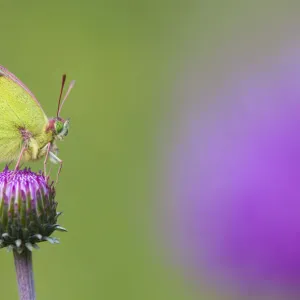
[47,117,70,140]
[55,118,70,140]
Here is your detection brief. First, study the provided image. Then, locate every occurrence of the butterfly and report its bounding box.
[0,66,75,181]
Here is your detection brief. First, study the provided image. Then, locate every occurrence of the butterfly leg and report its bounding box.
[14,145,27,171]
[49,151,63,184]
[43,142,51,176]
[8,146,27,182]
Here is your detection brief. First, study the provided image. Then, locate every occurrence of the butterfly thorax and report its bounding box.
[21,127,53,162]
[20,117,69,162]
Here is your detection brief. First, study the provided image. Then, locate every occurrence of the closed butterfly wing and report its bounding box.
[0,66,48,162]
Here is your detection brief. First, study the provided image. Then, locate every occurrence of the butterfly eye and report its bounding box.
[55,121,64,134]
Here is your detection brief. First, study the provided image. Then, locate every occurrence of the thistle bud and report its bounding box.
[0,167,66,253]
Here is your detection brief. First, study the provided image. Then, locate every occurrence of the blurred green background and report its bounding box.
[0,1,299,299]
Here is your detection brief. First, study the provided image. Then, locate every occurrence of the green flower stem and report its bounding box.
[13,249,36,300]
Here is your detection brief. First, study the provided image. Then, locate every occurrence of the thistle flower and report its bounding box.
[0,167,67,300]
[162,53,300,298]
[0,167,66,253]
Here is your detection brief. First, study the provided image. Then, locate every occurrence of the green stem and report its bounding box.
[13,249,36,300]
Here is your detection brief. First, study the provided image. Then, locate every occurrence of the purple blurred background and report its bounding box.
[157,7,300,299]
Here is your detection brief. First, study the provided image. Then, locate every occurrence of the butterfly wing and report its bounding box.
[0,66,48,162]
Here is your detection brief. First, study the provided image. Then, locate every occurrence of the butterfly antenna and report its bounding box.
[57,79,75,117]
[57,74,67,117]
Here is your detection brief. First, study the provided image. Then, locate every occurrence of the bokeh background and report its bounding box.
[1,1,300,299]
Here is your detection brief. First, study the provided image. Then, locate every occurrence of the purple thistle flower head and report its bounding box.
[0,167,66,253]
[162,53,300,298]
